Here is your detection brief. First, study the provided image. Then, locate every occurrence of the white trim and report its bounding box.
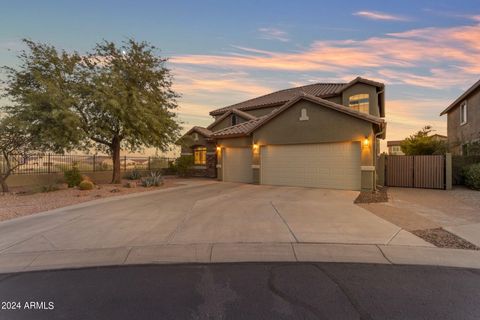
[460,100,468,125]
[251,164,260,169]
[361,166,375,171]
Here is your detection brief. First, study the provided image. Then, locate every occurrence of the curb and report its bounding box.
[1,243,479,274]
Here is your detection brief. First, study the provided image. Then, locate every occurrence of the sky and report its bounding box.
[1,0,480,154]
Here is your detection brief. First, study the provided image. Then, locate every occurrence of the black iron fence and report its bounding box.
[0,154,176,175]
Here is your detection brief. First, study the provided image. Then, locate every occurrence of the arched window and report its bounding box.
[349,94,369,114]
[194,147,207,165]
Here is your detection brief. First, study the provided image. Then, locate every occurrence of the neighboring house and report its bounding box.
[387,140,404,155]
[440,78,480,155]
[387,135,446,155]
[179,77,386,191]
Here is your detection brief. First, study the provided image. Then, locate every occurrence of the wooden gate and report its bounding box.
[386,155,445,189]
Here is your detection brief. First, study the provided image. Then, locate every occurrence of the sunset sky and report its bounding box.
[1,0,479,154]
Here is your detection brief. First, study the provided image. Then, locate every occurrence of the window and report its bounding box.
[349,94,369,114]
[460,101,467,125]
[194,147,207,165]
[231,114,238,126]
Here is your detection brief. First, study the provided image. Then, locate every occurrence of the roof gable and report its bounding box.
[211,94,384,139]
[209,77,385,117]
[207,108,257,130]
[440,78,480,115]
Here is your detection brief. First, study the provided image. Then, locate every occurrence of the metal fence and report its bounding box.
[385,155,446,189]
[0,154,176,175]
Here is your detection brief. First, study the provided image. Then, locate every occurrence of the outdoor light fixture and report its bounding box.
[252,143,259,151]
[362,138,370,148]
[216,146,221,152]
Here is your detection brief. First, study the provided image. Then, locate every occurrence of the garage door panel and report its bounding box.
[223,148,253,183]
[260,142,361,190]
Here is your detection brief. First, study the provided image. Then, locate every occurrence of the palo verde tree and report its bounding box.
[0,116,37,193]
[2,39,181,183]
[400,126,447,155]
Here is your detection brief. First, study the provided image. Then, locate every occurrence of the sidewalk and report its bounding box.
[1,242,480,274]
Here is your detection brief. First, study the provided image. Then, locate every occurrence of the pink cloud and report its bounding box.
[353,11,409,21]
[171,21,480,88]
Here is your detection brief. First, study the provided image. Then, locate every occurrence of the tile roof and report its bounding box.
[211,94,385,139]
[210,83,346,116]
[209,77,385,116]
[211,117,267,138]
[207,108,257,130]
[185,126,213,138]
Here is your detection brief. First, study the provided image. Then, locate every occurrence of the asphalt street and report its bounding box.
[0,263,479,320]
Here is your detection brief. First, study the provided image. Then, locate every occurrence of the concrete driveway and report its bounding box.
[0,182,427,253]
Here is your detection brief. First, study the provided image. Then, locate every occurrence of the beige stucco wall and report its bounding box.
[252,100,374,148]
[447,89,480,155]
[341,83,380,117]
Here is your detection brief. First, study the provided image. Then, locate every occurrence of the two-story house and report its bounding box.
[440,79,480,155]
[179,77,386,191]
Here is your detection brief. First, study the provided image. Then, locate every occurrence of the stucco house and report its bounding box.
[387,140,404,155]
[179,77,386,191]
[440,78,480,155]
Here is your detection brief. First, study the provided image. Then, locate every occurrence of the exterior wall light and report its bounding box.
[362,138,370,148]
[216,146,221,152]
[252,143,259,151]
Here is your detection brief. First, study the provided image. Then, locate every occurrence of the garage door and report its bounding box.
[260,142,361,190]
[223,148,253,183]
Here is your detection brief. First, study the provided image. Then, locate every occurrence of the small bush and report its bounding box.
[78,180,94,190]
[141,171,163,187]
[463,163,480,190]
[176,155,194,177]
[125,169,142,180]
[64,166,83,187]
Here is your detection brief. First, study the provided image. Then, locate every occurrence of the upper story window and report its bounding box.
[231,114,238,126]
[460,101,467,125]
[193,147,206,165]
[349,94,369,114]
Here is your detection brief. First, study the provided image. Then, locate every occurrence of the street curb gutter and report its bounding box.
[1,243,480,274]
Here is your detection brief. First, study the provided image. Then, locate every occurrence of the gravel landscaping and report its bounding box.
[354,186,389,204]
[412,228,480,250]
[0,177,183,222]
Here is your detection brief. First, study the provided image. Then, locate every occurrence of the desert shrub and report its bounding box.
[64,165,82,187]
[463,163,480,190]
[78,180,94,190]
[176,155,194,177]
[141,171,163,187]
[125,169,142,180]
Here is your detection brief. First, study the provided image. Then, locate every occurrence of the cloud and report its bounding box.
[258,27,290,42]
[171,21,480,88]
[353,11,409,21]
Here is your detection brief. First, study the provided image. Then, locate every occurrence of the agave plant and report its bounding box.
[141,171,163,187]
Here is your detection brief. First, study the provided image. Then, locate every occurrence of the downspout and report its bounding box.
[372,124,386,192]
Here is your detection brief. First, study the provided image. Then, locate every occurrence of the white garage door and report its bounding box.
[260,142,361,190]
[223,148,253,183]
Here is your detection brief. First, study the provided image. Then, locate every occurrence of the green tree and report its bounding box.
[400,126,447,155]
[2,39,181,183]
[0,116,37,192]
